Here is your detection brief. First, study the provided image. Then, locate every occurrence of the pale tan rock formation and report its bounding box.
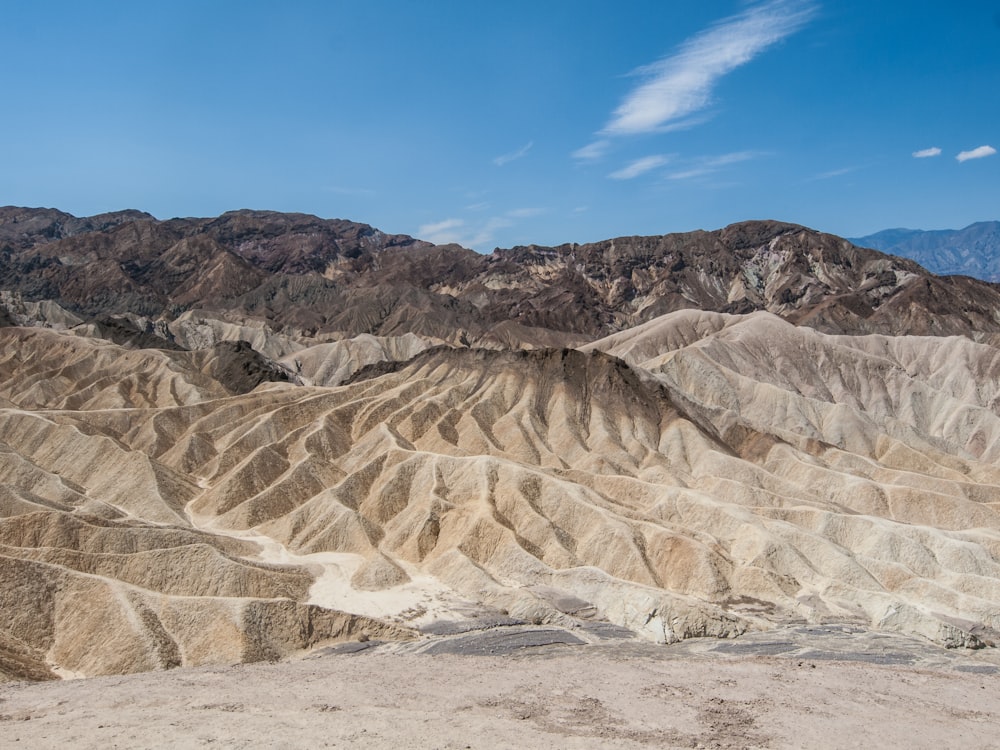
[0,290,84,329]
[280,332,436,386]
[168,310,308,360]
[0,327,228,409]
[1,310,999,680]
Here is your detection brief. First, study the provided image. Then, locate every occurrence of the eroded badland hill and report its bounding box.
[1,207,999,682]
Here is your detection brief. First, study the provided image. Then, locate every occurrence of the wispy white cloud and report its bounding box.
[572,139,610,161]
[704,151,758,167]
[956,145,997,162]
[664,151,761,180]
[468,217,514,247]
[667,167,714,181]
[602,0,815,136]
[493,141,534,166]
[419,203,549,248]
[418,218,466,244]
[811,166,859,180]
[609,154,671,180]
[507,207,545,218]
[419,210,547,249]
[912,147,941,158]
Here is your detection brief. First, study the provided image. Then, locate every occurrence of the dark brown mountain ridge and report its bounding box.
[3,206,1000,346]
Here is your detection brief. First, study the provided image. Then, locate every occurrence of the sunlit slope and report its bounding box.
[2,311,1000,680]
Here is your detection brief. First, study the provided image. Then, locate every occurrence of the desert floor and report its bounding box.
[3,624,999,749]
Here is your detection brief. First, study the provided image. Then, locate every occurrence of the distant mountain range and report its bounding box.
[4,207,1000,349]
[850,221,1000,282]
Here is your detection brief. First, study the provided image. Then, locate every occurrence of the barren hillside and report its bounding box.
[2,210,999,681]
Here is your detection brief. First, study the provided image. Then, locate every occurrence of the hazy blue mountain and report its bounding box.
[850,222,1000,282]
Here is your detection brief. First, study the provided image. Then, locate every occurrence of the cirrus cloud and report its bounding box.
[418,207,546,250]
[417,218,466,244]
[609,155,671,180]
[418,217,513,248]
[665,151,762,180]
[912,147,941,158]
[602,0,815,136]
[572,140,610,161]
[493,141,534,166]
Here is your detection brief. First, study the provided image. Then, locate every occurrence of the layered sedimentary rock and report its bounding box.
[2,208,999,682]
[1,310,999,680]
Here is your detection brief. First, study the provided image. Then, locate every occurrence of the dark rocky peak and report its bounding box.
[716,219,805,249]
[492,221,810,271]
[0,206,154,249]
[375,242,485,288]
[186,209,432,275]
[81,209,156,231]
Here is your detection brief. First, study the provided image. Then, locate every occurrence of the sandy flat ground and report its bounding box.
[3,626,1000,750]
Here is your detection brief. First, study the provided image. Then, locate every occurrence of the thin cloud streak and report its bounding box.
[912,147,941,158]
[665,151,760,180]
[418,217,507,247]
[956,145,996,162]
[572,140,610,161]
[603,0,815,136]
[418,219,465,244]
[507,207,544,218]
[418,207,545,249]
[467,217,514,247]
[703,151,759,167]
[668,168,713,180]
[493,141,534,166]
[609,155,671,180]
[811,166,859,180]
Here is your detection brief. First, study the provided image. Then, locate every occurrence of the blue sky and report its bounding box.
[1,1,997,250]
